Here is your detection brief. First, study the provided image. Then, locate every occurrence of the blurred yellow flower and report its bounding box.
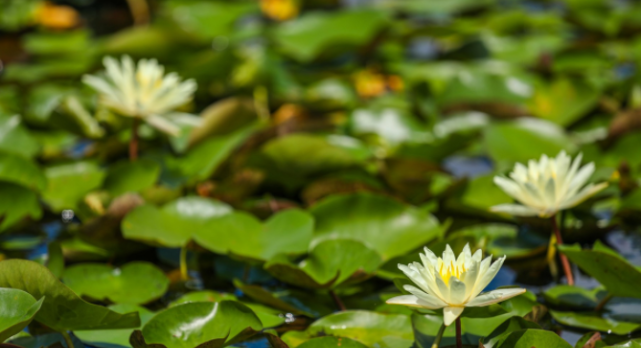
[491,151,608,218]
[387,245,525,326]
[261,0,299,21]
[354,70,387,98]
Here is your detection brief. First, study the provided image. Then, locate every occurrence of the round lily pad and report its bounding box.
[136,301,263,348]
[193,208,314,261]
[62,261,169,305]
[122,196,233,247]
[311,193,444,260]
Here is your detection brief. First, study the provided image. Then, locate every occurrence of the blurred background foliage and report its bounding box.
[3,0,641,347]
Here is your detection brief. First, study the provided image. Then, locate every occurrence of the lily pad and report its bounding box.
[122,196,233,247]
[492,329,572,348]
[304,310,413,347]
[298,336,369,348]
[42,161,105,212]
[168,291,284,328]
[550,310,641,335]
[311,193,444,260]
[176,123,260,181]
[259,134,371,188]
[0,288,44,342]
[483,118,576,164]
[62,262,169,305]
[0,115,39,158]
[0,182,42,232]
[0,152,46,191]
[193,208,314,261]
[543,285,607,310]
[265,239,382,289]
[528,78,600,126]
[0,259,140,331]
[103,159,161,196]
[481,316,540,348]
[559,242,641,299]
[74,304,155,348]
[273,10,389,62]
[169,291,238,307]
[135,301,262,348]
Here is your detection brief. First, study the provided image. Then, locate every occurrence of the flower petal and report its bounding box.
[465,288,526,307]
[146,114,181,136]
[448,277,467,306]
[490,204,540,216]
[559,182,608,210]
[471,256,506,298]
[403,285,448,308]
[443,306,465,326]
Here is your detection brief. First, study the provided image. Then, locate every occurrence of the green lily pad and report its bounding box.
[265,239,382,289]
[0,288,44,342]
[550,310,641,335]
[74,304,155,348]
[193,208,314,261]
[0,152,46,191]
[0,259,140,331]
[62,262,169,305]
[311,193,444,260]
[559,242,641,299]
[304,310,413,347]
[459,175,512,211]
[481,316,540,348]
[42,161,105,212]
[273,10,389,62]
[0,115,39,158]
[122,196,233,247]
[0,182,42,232]
[298,337,369,348]
[259,134,371,189]
[528,78,600,126]
[169,291,238,307]
[168,291,285,328]
[483,118,576,164]
[607,339,641,348]
[492,329,572,348]
[103,159,161,197]
[135,301,262,348]
[176,123,260,181]
[543,285,607,310]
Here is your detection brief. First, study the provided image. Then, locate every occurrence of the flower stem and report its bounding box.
[330,290,346,311]
[125,0,150,26]
[551,215,574,286]
[129,118,139,162]
[595,293,613,312]
[61,331,74,348]
[180,246,189,281]
[455,317,462,348]
[431,322,446,348]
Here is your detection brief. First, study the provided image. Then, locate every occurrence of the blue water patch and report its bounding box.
[442,156,493,178]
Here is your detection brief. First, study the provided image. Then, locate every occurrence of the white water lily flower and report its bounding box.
[83,55,197,136]
[491,151,608,218]
[386,245,525,326]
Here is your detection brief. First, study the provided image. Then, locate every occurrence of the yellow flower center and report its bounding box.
[439,261,466,286]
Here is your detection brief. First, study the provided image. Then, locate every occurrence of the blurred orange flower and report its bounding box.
[37,1,79,30]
